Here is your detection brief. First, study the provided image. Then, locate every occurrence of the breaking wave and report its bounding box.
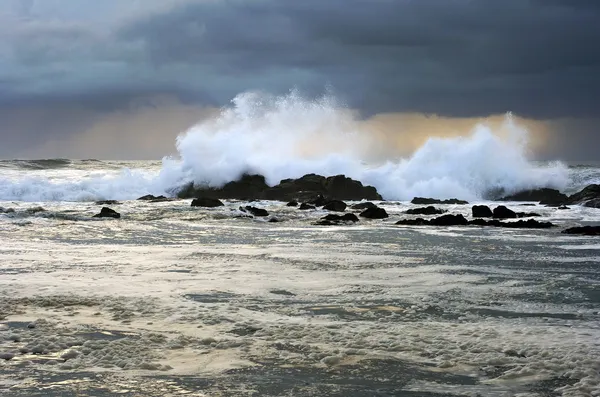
[0,90,572,202]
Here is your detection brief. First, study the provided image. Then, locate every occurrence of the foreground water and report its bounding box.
[1,193,599,396]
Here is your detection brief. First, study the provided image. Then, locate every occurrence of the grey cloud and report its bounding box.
[0,0,599,159]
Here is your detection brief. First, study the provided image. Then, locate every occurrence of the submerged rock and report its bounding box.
[500,188,568,205]
[323,200,347,212]
[286,200,298,207]
[396,214,553,229]
[95,200,120,205]
[493,206,517,219]
[359,207,389,219]
[298,203,316,210]
[404,206,446,215]
[242,206,269,217]
[191,197,224,207]
[93,207,120,219]
[351,202,377,210]
[562,226,600,236]
[567,184,600,207]
[472,205,493,218]
[411,197,469,205]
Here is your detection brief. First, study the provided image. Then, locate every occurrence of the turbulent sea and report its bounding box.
[0,158,599,397]
[1,93,600,396]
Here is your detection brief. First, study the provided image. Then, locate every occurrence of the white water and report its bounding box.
[0,90,573,202]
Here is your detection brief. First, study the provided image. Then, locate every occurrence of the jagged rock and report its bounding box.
[286,200,298,207]
[351,202,377,210]
[299,203,316,210]
[557,205,570,210]
[178,173,382,202]
[472,205,493,218]
[500,188,568,205]
[241,206,269,217]
[359,207,388,219]
[411,197,469,205]
[191,197,224,207]
[307,195,328,207]
[95,200,120,205]
[562,226,600,236]
[568,184,600,206]
[93,207,120,219]
[493,206,517,219]
[405,206,446,215]
[323,200,347,212]
[583,198,600,209]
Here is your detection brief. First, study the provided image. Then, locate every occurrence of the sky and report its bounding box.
[0,0,599,160]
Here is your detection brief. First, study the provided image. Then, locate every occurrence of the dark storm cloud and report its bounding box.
[1,0,599,159]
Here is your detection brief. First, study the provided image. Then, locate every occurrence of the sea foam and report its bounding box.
[0,90,569,202]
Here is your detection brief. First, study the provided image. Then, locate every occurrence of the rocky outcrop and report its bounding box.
[404,206,446,215]
[396,214,553,229]
[323,200,347,212]
[411,197,469,205]
[177,173,382,202]
[568,184,600,208]
[351,202,377,210]
[299,203,316,210]
[562,226,600,236]
[500,188,568,206]
[93,207,120,219]
[286,200,298,207]
[191,197,224,207]
[493,205,517,219]
[95,200,120,205]
[472,205,493,218]
[317,213,360,225]
[241,206,269,217]
[359,207,389,219]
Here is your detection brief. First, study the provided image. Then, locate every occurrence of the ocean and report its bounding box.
[0,157,599,397]
[1,92,599,396]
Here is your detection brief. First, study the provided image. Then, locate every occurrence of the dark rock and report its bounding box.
[308,195,328,207]
[351,202,377,210]
[584,198,600,209]
[178,173,382,202]
[411,197,469,205]
[472,205,493,218]
[149,196,174,203]
[516,212,541,218]
[405,206,446,215]
[500,188,568,205]
[298,203,316,210]
[268,218,281,223]
[395,218,429,226]
[493,206,517,219]
[323,200,347,212]
[430,214,469,226]
[191,197,224,207]
[243,206,269,217]
[286,200,298,207]
[568,184,600,206]
[137,194,157,200]
[269,289,296,296]
[229,326,260,337]
[557,205,570,210]
[470,219,553,228]
[321,213,359,223]
[359,207,388,219]
[562,226,600,236]
[95,200,120,205]
[93,207,120,219]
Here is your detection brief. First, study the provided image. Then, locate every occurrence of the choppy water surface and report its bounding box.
[1,198,599,396]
